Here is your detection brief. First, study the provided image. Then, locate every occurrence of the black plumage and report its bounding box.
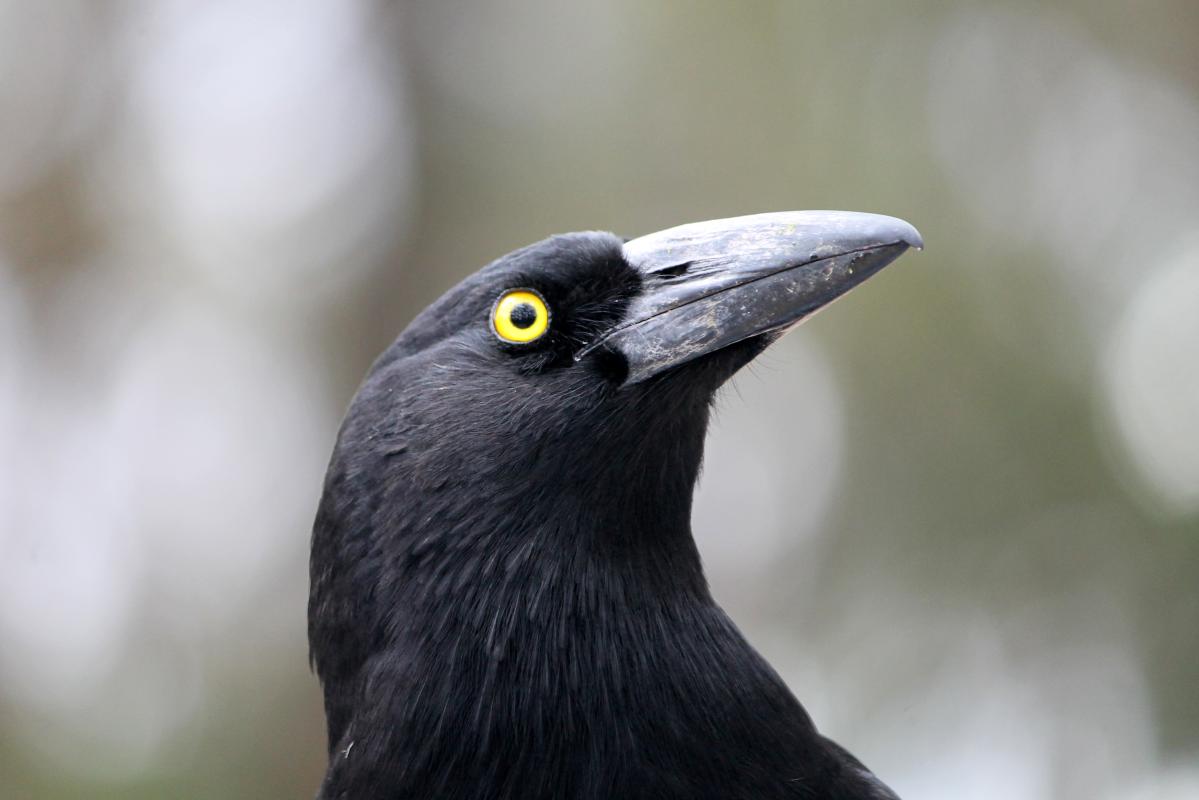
[309,212,921,799]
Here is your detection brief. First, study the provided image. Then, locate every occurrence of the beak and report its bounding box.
[579,210,923,384]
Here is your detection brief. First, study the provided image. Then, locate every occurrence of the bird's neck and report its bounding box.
[313,396,825,797]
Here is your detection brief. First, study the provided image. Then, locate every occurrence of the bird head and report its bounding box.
[352,211,922,508]
[309,210,921,797]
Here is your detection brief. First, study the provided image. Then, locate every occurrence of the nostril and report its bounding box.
[654,261,692,279]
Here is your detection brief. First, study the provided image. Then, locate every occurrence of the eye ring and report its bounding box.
[491,288,551,344]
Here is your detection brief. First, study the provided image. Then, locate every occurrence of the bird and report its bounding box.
[308,210,923,799]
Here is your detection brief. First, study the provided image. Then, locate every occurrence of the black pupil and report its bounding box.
[509,302,538,329]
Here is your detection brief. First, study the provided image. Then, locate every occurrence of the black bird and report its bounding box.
[309,210,922,799]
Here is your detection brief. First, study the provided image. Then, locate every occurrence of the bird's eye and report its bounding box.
[491,289,550,344]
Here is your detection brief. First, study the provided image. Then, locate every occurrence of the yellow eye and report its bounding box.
[491,289,550,344]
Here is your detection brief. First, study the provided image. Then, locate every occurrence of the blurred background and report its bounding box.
[1,1,1197,798]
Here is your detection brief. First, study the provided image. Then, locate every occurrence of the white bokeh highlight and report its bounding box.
[694,336,845,585]
[103,0,414,303]
[0,271,332,774]
[1102,239,1199,515]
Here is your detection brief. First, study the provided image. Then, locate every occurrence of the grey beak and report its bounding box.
[579,210,923,384]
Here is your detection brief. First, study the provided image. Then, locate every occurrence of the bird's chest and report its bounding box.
[377,603,815,799]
